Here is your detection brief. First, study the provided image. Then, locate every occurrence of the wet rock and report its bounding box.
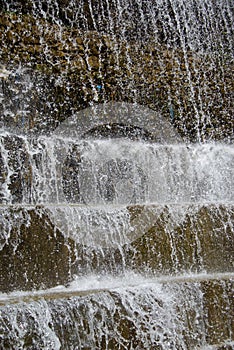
[54,101,182,143]
[0,11,233,140]
[0,277,233,349]
[0,207,77,292]
[201,279,234,345]
[0,134,32,203]
[1,203,232,294]
[87,55,100,70]
[124,204,234,274]
[170,278,234,348]
[39,203,234,277]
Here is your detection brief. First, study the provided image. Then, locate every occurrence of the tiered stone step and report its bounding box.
[0,203,233,292]
[0,274,233,349]
[1,201,233,348]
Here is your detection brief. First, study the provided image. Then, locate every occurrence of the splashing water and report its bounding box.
[0,132,233,206]
[0,0,233,348]
[0,0,233,140]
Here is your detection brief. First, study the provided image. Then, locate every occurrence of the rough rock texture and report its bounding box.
[1,204,233,292]
[0,207,77,292]
[0,134,32,203]
[125,204,234,274]
[0,10,233,141]
[0,278,233,349]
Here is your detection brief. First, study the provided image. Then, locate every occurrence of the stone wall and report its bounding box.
[0,10,233,141]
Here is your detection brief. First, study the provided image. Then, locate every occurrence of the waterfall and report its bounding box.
[0,1,233,349]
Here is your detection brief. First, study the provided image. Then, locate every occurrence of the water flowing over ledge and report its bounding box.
[0,0,233,348]
[1,271,233,306]
[0,273,233,349]
[0,132,233,205]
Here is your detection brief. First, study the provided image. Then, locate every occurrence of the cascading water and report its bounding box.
[0,1,233,349]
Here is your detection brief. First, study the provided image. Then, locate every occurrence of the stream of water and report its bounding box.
[0,0,233,349]
[0,131,233,349]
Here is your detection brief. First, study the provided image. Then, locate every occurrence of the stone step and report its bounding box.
[0,204,233,293]
[0,275,233,349]
[125,203,234,275]
[1,134,233,205]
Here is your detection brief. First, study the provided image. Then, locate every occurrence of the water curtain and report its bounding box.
[0,1,233,349]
